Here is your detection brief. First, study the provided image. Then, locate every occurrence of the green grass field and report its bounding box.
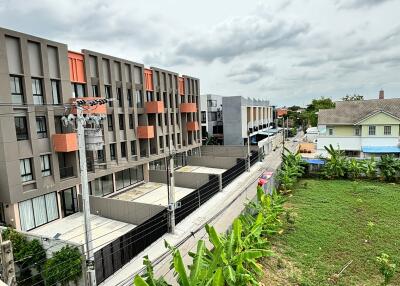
[263,179,400,286]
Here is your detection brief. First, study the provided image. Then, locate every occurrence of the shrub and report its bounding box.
[323,145,348,179]
[376,253,397,285]
[378,155,400,182]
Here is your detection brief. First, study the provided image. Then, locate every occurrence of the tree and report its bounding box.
[342,94,364,101]
[303,97,335,127]
[323,144,348,179]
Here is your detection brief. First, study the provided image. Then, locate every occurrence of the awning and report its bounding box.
[362,146,400,153]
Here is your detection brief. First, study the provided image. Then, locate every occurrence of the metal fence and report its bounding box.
[94,209,168,284]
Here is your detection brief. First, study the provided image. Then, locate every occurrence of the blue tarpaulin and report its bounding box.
[302,158,326,165]
[362,146,400,153]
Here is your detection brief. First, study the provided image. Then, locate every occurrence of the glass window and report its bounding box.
[354,126,361,136]
[110,144,116,160]
[115,171,124,191]
[60,187,78,217]
[20,158,33,182]
[101,175,113,196]
[137,165,144,181]
[127,89,133,107]
[328,128,333,136]
[209,112,217,121]
[32,78,43,105]
[117,87,123,107]
[18,192,59,231]
[72,83,85,98]
[201,111,206,123]
[129,114,134,129]
[105,85,113,107]
[15,116,29,140]
[92,85,99,97]
[51,80,61,104]
[208,100,217,107]
[36,116,47,139]
[10,76,24,104]
[40,154,51,176]
[107,115,113,131]
[131,141,137,157]
[368,125,376,136]
[136,90,143,108]
[121,142,126,158]
[384,126,391,135]
[119,114,125,130]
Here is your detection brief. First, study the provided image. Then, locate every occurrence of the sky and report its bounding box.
[0,0,399,106]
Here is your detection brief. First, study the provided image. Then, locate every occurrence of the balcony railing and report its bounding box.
[60,166,74,179]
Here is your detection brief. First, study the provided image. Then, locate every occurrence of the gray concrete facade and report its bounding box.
[0,27,202,231]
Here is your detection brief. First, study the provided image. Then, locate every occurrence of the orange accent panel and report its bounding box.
[178,77,185,95]
[145,101,164,114]
[68,51,86,83]
[137,126,154,139]
[53,133,78,152]
[70,97,107,114]
[144,69,154,91]
[187,121,199,131]
[180,103,197,113]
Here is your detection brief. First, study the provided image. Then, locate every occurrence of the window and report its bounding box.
[40,154,51,176]
[208,100,217,107]
[121,142,127,158]
[15,116,28,140]
[119,114,125,130]
[368,125,376,136]
[209,112,217,121]
[32,78,43,105]
[107,115,113,131]
[20,158,33,182]
[115,165,144,191]
[127,89,133,107]
[384,126,391,135]
[129,114,134,129]
[97,149,105,162]
[201,111,206,123]
[131,141,137,157]
[92,85,99,97]
[136,90,143,108]
[10,76,24,104]
[51,80,61,104]
[36,116,47,138]
[105,85,113,107]
[60,187,78,217]
[354,126,361,136]
[19,192,59,231]
[90,175,113,197]
[328,128,333,136]
[110,144,116,160]
[71,83,85,98]
[170,113,174,125]
[117,87,123,107]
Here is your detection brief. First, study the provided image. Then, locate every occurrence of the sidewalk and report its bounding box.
[103,138,299,286]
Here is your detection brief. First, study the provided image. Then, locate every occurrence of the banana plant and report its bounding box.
[134,256,171,286]
[323,144,348,178]
[347,158,366,180]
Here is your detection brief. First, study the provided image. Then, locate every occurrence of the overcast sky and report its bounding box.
[1,0,399,106]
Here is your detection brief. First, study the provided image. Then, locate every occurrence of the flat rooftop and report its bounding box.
[176,165,226,174]
[30,213,136,251]
[113,182,194,206]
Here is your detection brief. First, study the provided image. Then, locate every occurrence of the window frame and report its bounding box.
[40,154,51,176]
[20,158,33,182]
[15,116,29,141]
[384,125,392,136]
[10,76,24,104]
[368,125,376,136]
[32,78,44,105]
[328,128,333,136]
[118,114,125,130]
[51,80,61,104]
[110,144,116,160]
[71,83,85,98]
[107,115,114,131]
[121,142,127,158]
[36,116,48,139]
[354,126,361,136]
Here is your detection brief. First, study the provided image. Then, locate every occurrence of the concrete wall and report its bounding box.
[187,156,237,169]
[200,145,247,158]
[78,195,165,225]
[149,169,211,189]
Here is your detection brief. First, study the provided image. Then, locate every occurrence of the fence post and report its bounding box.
[218,174,223,192]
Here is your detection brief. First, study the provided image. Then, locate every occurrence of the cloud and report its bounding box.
[336,0,394,9]
[227,62,273,84]
[146,12,310,66]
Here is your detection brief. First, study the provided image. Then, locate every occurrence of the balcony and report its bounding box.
[70,97,107,115]
[53,133,78,152]
[180,103,197,113]
[187,121,199,131]
[60,166,74,179]
[137,126,155,139]
[145,101,164,114]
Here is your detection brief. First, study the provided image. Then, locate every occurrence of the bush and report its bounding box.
[43,246,83,286]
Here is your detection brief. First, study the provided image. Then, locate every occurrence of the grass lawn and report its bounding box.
[262,179,400,286]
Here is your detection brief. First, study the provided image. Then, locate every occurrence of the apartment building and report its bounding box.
[0,27,201,231]
[222,96,273,146]
[317,91,400,157]
[200,94,223,143]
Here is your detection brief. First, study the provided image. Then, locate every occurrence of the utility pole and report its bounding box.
[0,233,16,286]
[247,132,251,172]
[76,106,96,286]
[168,150,176,233]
